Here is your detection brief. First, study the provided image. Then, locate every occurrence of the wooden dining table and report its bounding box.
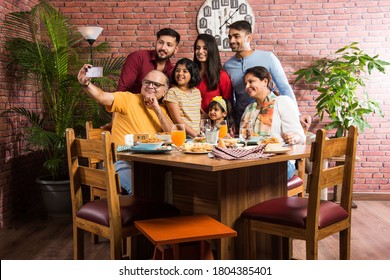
[118,144,311,260]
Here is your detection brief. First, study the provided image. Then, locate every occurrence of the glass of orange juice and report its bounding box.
[171,124,186,150]
[218,120,228,139]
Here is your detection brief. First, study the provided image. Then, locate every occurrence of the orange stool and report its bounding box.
[134,215,237,260]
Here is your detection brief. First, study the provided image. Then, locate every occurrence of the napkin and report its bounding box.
[116,145,133,152]
[212,144,271,160]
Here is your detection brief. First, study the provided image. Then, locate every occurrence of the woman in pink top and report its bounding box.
[193,34,233,117]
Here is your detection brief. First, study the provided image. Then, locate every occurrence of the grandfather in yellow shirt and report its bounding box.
[78,64,173,194]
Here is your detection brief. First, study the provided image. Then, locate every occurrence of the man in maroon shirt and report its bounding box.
[117,28,180,92]
[101,28,180,130]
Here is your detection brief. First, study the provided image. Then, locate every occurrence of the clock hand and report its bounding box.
[218,14,223,35]
[219,6,240,30]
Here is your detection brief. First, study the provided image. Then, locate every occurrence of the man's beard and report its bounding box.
[156,50,174,62]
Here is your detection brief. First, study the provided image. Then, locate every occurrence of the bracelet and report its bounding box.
[81,81,90,87]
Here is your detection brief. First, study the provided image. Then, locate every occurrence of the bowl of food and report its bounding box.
[134,138,164,150]
[155,132,172,143]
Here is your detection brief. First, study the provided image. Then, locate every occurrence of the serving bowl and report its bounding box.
[134,141,164,150]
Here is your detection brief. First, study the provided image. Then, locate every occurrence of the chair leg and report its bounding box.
[122,237,132,259]
[74,226,84,260]
[306,237,318,260]
[339,228,351,260]
[110,236,123,260]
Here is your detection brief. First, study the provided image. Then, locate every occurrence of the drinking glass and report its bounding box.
[239,125,253,147]
[171,124,186,150]
[205,125,219,144]
[199,119,211,137]
[218,120,228,139]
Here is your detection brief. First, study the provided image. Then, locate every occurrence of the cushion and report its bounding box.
[287,175,303,190]
[76,195,180,227]
[241,197,349,229]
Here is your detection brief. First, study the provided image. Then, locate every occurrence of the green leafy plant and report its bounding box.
[294,42,389,137]
[2,0,124,180]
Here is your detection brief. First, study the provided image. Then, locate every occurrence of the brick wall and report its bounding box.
[1,0,389,226]
[0,0,44,228]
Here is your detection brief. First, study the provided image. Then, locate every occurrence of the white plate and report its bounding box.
[264,147,291,154]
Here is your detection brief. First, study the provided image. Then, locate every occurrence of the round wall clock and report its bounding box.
[196,0,255,51]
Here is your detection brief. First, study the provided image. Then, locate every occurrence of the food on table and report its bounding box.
[260,137,281,144]
[260,137,285,152]
[217,138,239,148]
[138,137,164,143]
[183,142,214,153]
[223,138,238,148]
[193,136,206,143]
[218,138,226,148]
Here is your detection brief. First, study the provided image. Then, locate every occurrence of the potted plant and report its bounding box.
[2,0,123,215]
[294,42,389,137]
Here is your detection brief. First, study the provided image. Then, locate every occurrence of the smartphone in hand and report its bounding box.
[86,66,103,77]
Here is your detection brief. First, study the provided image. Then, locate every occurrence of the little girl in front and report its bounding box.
[164,58,202,138]
[207,96,235,138]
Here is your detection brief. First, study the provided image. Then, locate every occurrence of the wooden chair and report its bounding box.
[85,121,107,246]
[241,126,358,260]
[66,128,179,259]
